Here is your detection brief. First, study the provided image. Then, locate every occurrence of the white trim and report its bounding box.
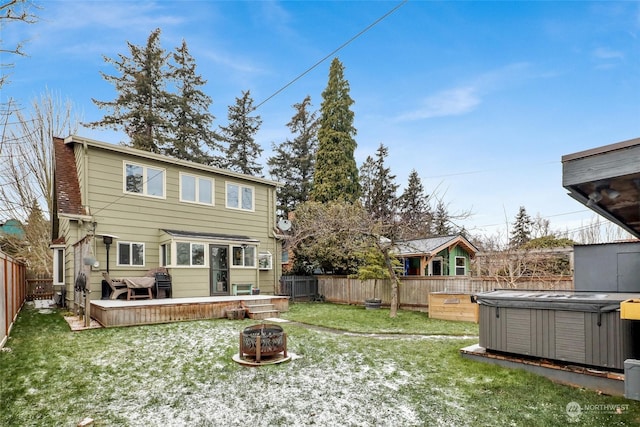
[116,241,146,267]
[258,251,273,270]
[225,181,255,212]
[231,245,256,268]
[122,160,166,199]
[179,172,215,206]
[175,241,206,267]
[455,256,466,276]
[57,213,93,221]
[52,247,65,286]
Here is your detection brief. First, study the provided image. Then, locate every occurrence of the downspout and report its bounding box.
[268,186,279,292]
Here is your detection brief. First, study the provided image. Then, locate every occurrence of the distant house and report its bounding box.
[394,235,478,276]
[51,135,282,305]
[0,219,25,239]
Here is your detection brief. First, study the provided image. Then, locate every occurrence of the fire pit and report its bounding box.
[238,323,288,364]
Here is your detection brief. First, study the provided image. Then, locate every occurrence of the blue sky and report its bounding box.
[3,1,639,240]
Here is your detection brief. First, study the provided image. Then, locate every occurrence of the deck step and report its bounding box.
[243,302,279,320]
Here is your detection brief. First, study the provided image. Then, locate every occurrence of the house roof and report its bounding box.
[162,229,260,243]
[64,135,282,188]
[562,137,640,238]
[53,136,85,216]
[394,235,478,258]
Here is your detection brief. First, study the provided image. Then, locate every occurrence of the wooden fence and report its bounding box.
[26,276,54,300]
[0,250,27,348]
[317,275,574,312]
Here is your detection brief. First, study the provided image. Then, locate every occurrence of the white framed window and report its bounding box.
[226,182,254,211]
[258,252,273,270]
[176,242,205,266]
[232,245,256,267]
[124,161,165,198]
[160,243,172,267]
[455,256,466,276]
[117,242,145,266]
[52,247,65,285]
[281,250,289,264]
[180,173,214,205]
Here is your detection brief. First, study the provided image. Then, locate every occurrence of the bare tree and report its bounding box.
[288,201,408,317]
[571,215,634,244]
[0,89,80,221]
[0,90,79,276]
[0,0,38,89]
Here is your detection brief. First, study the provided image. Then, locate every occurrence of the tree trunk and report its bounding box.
[382,247,399,318]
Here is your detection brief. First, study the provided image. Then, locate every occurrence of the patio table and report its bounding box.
[122,277,155,300]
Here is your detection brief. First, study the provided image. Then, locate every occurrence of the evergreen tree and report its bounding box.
[510,206,533,248]
[87,28,172,153]
[267,95,318,218]
[367,143,398,222]
[310,57,360,203]
[359,155,375,213]
[218,90,263,176]
[398,169,432,238]
[167,40,221,165]
[432,199,452,236]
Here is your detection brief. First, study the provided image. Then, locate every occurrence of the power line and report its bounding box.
[254,0,408,110]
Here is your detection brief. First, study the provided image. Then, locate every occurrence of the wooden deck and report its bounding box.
[90,295,289,328]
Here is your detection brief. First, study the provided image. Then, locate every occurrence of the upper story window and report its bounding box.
[176,242,205,266]
[226,182,254,211]
[455,256,466,276]
[232,245,255,267]
[117,242,145,266]
[180,173,214,205]
[124,161,165,198]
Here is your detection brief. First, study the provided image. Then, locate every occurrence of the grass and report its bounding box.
[281,301,479,335]
[0,302,639,426]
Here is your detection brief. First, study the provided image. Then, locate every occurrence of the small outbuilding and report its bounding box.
[394,234,478,276]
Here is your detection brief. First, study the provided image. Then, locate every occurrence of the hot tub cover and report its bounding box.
[472,290,640,313]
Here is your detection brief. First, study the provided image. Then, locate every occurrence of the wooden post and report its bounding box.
[256,335,262,363]
[84,284,91,328]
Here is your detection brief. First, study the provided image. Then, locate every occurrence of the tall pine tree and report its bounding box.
[310,57,360,203]
[267,95,318,218]
[218,90,263,176]
[433,199,452,236]
[367,143,398,223]
[167,40,220,165]
[398,169,432,238]
[359,155,375,212]
[510,206,533,248]
[88,28,172,153]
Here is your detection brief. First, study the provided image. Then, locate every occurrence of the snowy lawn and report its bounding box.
[1,303,639,426]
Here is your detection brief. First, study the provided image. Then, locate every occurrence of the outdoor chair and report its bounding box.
[154,272,172,298]
[102,272,128,300]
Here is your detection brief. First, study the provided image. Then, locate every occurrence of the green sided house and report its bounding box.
[395,235,478,276]
[51,135,283,308]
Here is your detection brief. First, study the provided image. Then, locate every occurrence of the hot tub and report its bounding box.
[474,290,640,370]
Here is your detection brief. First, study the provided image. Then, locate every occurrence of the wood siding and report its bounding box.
[91,296,289,327]
[428,293,478,323]
[479,305,628,370]
[68,143,280,300]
